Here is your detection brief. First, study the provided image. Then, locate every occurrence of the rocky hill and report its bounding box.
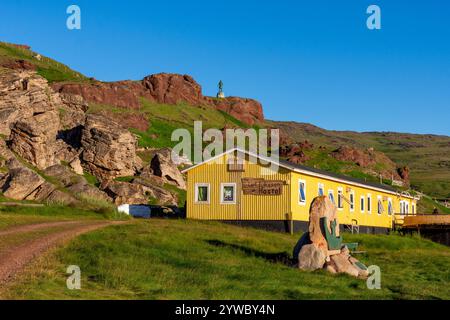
[0,41,449,212]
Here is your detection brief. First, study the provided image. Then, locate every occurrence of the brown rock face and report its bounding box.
[0,70,61,136]
[148,148,186,189]
[52,81,141,110]
[52,73,265,126]
[205,97,264,126]
[280,143,311,164]
[142,73,203,105]
[81,114,142,180]
[9,110,60,169]
[397,166,410,183]
[298,243,326,271]
[331,145,375,167]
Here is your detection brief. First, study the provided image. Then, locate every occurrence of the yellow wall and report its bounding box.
[290,172,416,228]
[186,153,291,220]
[186,152,417,229]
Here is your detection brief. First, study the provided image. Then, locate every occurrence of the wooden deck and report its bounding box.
[402,215,450,228]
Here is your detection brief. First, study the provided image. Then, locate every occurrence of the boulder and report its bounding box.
[133,177,178,206]
[298,244,327,271]
[205,96,264,126]
[69,157,83,175]
[102,181,148,205]
[81,114,142,181]
[1,166,45,200]
[149,148,186,189]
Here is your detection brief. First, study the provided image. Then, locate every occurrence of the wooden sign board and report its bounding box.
[241,178,284,196]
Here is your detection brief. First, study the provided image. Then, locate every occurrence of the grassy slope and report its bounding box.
[272,121,450,198]
[0,42,89,83]
[4,219,449,300]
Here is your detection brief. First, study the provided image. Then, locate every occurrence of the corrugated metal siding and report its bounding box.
[290,172,417,228]
[186,154,291,220]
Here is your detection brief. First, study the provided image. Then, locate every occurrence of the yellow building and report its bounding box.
[182,148,418,234]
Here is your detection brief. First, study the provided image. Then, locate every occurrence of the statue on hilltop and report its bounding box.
[217,80,225,98]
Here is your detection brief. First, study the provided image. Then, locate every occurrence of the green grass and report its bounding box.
[163,184,187,207]
[4,219,449,300]
[417,195,450,214]
[83,172,100,187]
[0,42,89,83]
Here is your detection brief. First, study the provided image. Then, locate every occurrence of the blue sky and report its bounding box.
[1,1,449,135]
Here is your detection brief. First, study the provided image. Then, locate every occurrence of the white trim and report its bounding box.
[220,183,237,204]
[337,187,344,211]
[318,183,324,196]
[360,195,365,213]
[298,179,306,205]
[181,148,418,200]
[194,183,210,204]
[328,189,335,205]
[367,193,372,214]
[349,190,355,212]
[377,195,383,215]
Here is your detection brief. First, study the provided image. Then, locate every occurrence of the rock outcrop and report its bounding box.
[81,114,142,181]
[9,110,60,169]
[52,73,265,126]
[0,70,60,136]
[146,148,186,189]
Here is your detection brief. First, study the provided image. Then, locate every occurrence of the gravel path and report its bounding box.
[0,220,123,286]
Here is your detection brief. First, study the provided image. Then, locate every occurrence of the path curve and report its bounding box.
[0,220,125,286]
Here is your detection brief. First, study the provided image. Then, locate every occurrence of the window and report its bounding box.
[195,183,210,203]
[360,196,365,212]
[318,183,324,196]
[412,204,415,214]
[377,196,384,215]
[367,194,372,213]
[405,202,409,214]
[220,183,236,204]
[337,188,343,210]
[350,191,355,212]
[298,180,306,205]
[328,190,335,205]
[388,198,393,215]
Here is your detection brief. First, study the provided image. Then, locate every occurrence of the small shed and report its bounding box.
[117,204,151,218]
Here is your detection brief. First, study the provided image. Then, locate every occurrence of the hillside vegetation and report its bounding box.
[273,121,450,199]
[3,219,449,299]
[0,42,88,83]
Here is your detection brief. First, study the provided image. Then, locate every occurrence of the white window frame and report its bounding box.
[388,197,393,215]
[337,187,344,211]
[349,191,355,212]
[377,195,383,215]
[328,189,335,205]
[194,183,210,204]
[220,183,237,204]
[367,193,372,214]
[318,183,324,197]
[298,179,307,205]
[360,195,365,213]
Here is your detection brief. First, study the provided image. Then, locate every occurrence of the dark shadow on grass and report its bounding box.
[206,239,294,266]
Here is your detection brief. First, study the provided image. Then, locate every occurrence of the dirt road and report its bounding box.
[0,220,122,286]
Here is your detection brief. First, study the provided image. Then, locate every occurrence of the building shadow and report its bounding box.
[205,239,293,265]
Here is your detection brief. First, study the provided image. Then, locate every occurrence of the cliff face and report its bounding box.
[51,73,264,126]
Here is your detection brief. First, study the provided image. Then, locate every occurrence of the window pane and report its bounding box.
[223,186,234,202]
[350,194,354,210]
[318,186,324,196]
[367,197,371,211]
[198,186,208,202]
[361,198,364,211]
[388,201,393,215]
[299,182,305,202]
[329,192,335,204]
[378,200,383,214]
[338,191,343,208]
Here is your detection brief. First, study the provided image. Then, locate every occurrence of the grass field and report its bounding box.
[4,219,449,300]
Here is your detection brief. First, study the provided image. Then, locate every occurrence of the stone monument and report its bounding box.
[293,196,369,278]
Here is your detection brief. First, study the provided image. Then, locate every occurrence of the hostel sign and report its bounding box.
[241,178,284,195]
